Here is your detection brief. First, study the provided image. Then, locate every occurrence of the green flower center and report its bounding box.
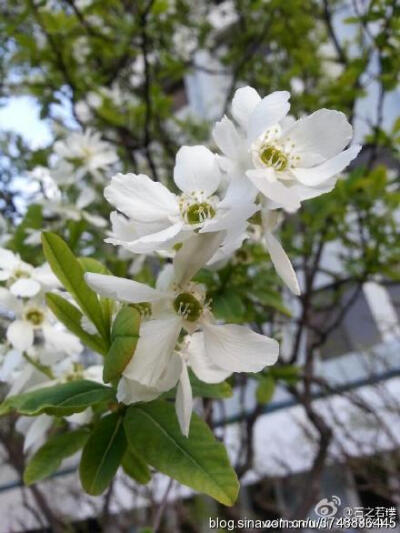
[12,268,31,280]
[67,156,86,167]
[24,309,45,326]
[185,202,215,225]
[260,146,288,171]
[173,292,203,322]
[66,363,85,381]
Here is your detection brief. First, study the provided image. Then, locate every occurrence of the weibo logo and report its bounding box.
[314,496,341,517]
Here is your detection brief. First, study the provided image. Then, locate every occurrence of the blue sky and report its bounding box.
[0,96,53,149]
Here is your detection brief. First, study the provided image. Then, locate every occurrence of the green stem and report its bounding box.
[23,352,54,380]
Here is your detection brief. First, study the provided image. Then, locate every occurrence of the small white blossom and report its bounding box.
[104,145,256,257]
[213,86,361,211]
[0,248,58,298]
[53,129,118,182]
[85,233,278,436]
[0,287,82,355]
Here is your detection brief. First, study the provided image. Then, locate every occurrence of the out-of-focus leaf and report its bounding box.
[0,381,115,416]
[24,429,89,485]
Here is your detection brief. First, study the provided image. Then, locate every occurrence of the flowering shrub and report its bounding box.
[0,85,361,503]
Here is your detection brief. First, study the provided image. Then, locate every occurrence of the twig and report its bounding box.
[153,478,174,533]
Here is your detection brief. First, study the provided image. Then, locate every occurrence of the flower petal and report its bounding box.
[202,322,279,373]
[0,287,23,314]
[289,177,337,202]
[108,211,140,241]
[291,144,361,186]
[187,332,232,383]
[107,224,187,254]
[173,232,225,286]
[0,248,18,270]
[156,264,175,291]
[207,224,248,266]
[85,272,169,303]
[284,109,353,160]
[264,232,300,295]
[7,320,34,351]
[104,173,178,222]
[117,377,164,404]
[174,145,221,196]
[76,186,96,209]
[248,91,290,143]
[0,349,23,381]
[246,169,301,211]
[107,211,170,242]
[23,414,53,453]
[231,86,261,130]
[132,222,184,247]
[42,324,82,356]
[83,365,104,383]
[218,175,258,209]
[82,212,108,228]
[117,352,181,405]
[201,201,257,233]
[123,316,182,387]
[10,278,41,298]
[0,270,10,281]
[212,116,244,159]
[33,263,60,289]
[7,365,35,397]
[176,363,193,437]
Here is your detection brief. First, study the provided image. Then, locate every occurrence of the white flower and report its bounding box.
[85,233,279,436]
[0,288,82,355]
[51,361,103,385]
[0,249,59,298]
[30,165,62,199]
[53,129,118,182]
[261,210,300,295]
[104,145,257,255]
[0,344,23,383]
[213,86,361,211]
[16,414,53,454]
[34,173,107,228]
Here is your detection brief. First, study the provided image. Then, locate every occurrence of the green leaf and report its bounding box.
[46,293,107,356]
[248,288,291,316]
[122,447,151,485]
[0,380,115,416]
[256,375,276,404]
[103,307,141,383]
[190,372,232,399]
[124,401,239,506]
[78,257,113,339]
[41,232,108,341]
[269,365,300,384]
[67,219,86,252]
[80,413,127,495]
[24,429,90,485]
[212,291,246,323]
[78,257,111,275]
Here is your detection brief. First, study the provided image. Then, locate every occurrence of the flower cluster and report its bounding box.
[79,86,360,435]
[0,86,360,443]
[0,248,103,451]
